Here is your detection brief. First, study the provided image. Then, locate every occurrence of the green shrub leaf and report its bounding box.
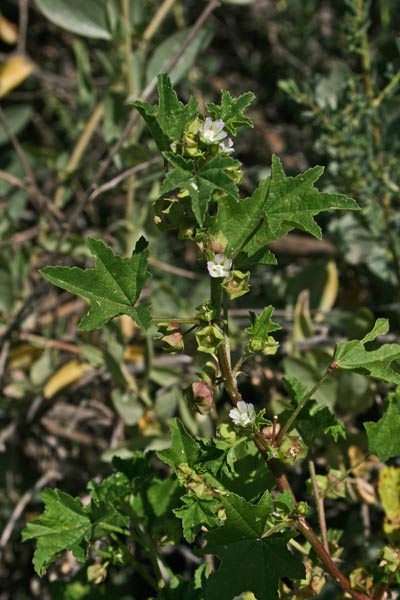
[365,393,400,461]
[204,491,304,600]
[35,0,111,40]
[41,237,151,331]
[333,319,400,384]
[22,489,91,576]
[206,90,255,135]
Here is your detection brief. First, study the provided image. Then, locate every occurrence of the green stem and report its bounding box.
[152,316,200,324]
[98,522,132,537]
[321,452,370,498]
[372,69,400,108]
[276,369,330,445]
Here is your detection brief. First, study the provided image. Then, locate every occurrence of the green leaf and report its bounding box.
[146,28,213,87]
[333,319,400,384]
[365,393,400,461]
[35,0,111,39]
[246,306,281,339]
[22,488,91,576]
[284,375,346,443]
[158,75,198,140]
[243,155,358,260]
[157,418,203,471]
[41,237,152,331]
[204,491,304,600]
[0,105,32,146]
[174,494,220,542]
[134,74,198,147]
[132,100,170,152]
[210,177,275,264]
[161,152,240,226]
[211,156,358,265]
[206,90,255,136]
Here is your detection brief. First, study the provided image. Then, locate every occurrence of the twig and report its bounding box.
[309,460,329,553]
[142,0,177,43]
[149,256,201,280]
[252,441,372,600]
[0,469,61,560]
[276,369,331,445]
[68,0,220,236]
[54,100,105,208]
[89,157,161,200]
[321,452,370,498]
[0,105,63,227]
[17,0,29,55]
[18,332,81,355]
[0,169,26,189]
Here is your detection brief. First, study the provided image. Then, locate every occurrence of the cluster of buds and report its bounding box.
[171,116,235,159]
[248,334,279,356]
[156,322,184,353]
[187,361,218,415]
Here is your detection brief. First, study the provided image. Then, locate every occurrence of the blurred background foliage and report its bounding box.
[0,0,399,598]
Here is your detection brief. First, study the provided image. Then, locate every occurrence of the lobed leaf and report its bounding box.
[22,488,91,576]
[157,418,203,471]
[206,90,255,136]
[211,155,358,265]
[134,74,198,148]
[41,237,152,331]
[333,318,400,384]
[365,393,400,461]
[204,491,304,600]
[161,152,240,226]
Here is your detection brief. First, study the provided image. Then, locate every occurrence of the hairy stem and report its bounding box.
[276,369,330,445]
[254,442,372,600]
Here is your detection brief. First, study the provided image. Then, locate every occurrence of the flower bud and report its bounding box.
[248,335,279,355]
[222,269,250,299]
[87,563,107,584]
[185,380,215,415]
[196,301,218,323]
[157,323,184,353]
[195,324,224,354]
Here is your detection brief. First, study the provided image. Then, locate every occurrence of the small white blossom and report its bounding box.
[207,254,232,278]
[199,117,228,144]
[219,137,234,155]
[229,401,256,427]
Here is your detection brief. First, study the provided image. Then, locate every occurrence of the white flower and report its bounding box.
[207,254,232,278]
[219,137,234,155]
[199,117,228,144]
[229,401,256,427]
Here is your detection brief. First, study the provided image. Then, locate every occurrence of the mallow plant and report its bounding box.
[22,75,400,600]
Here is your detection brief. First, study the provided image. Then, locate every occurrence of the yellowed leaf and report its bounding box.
[379,466,400,539]
[0,54,34,98]
[44,360,93,399]
[8,343,42,369]
[124,344,145,362]
[318,260,338,315]
[0,16,17,44]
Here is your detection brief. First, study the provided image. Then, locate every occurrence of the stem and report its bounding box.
[98,522,132,536]
[276,369,330,445]
[372,69,400,108]
[218,341,242,405]
[152,317,200,325]
[309,460,329,553]
[296,516,371,600]
[121,0,135,98]
[54,101,105,208]
[142,0,177,44]
[321,452,370,498]
[259,448,372,600]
